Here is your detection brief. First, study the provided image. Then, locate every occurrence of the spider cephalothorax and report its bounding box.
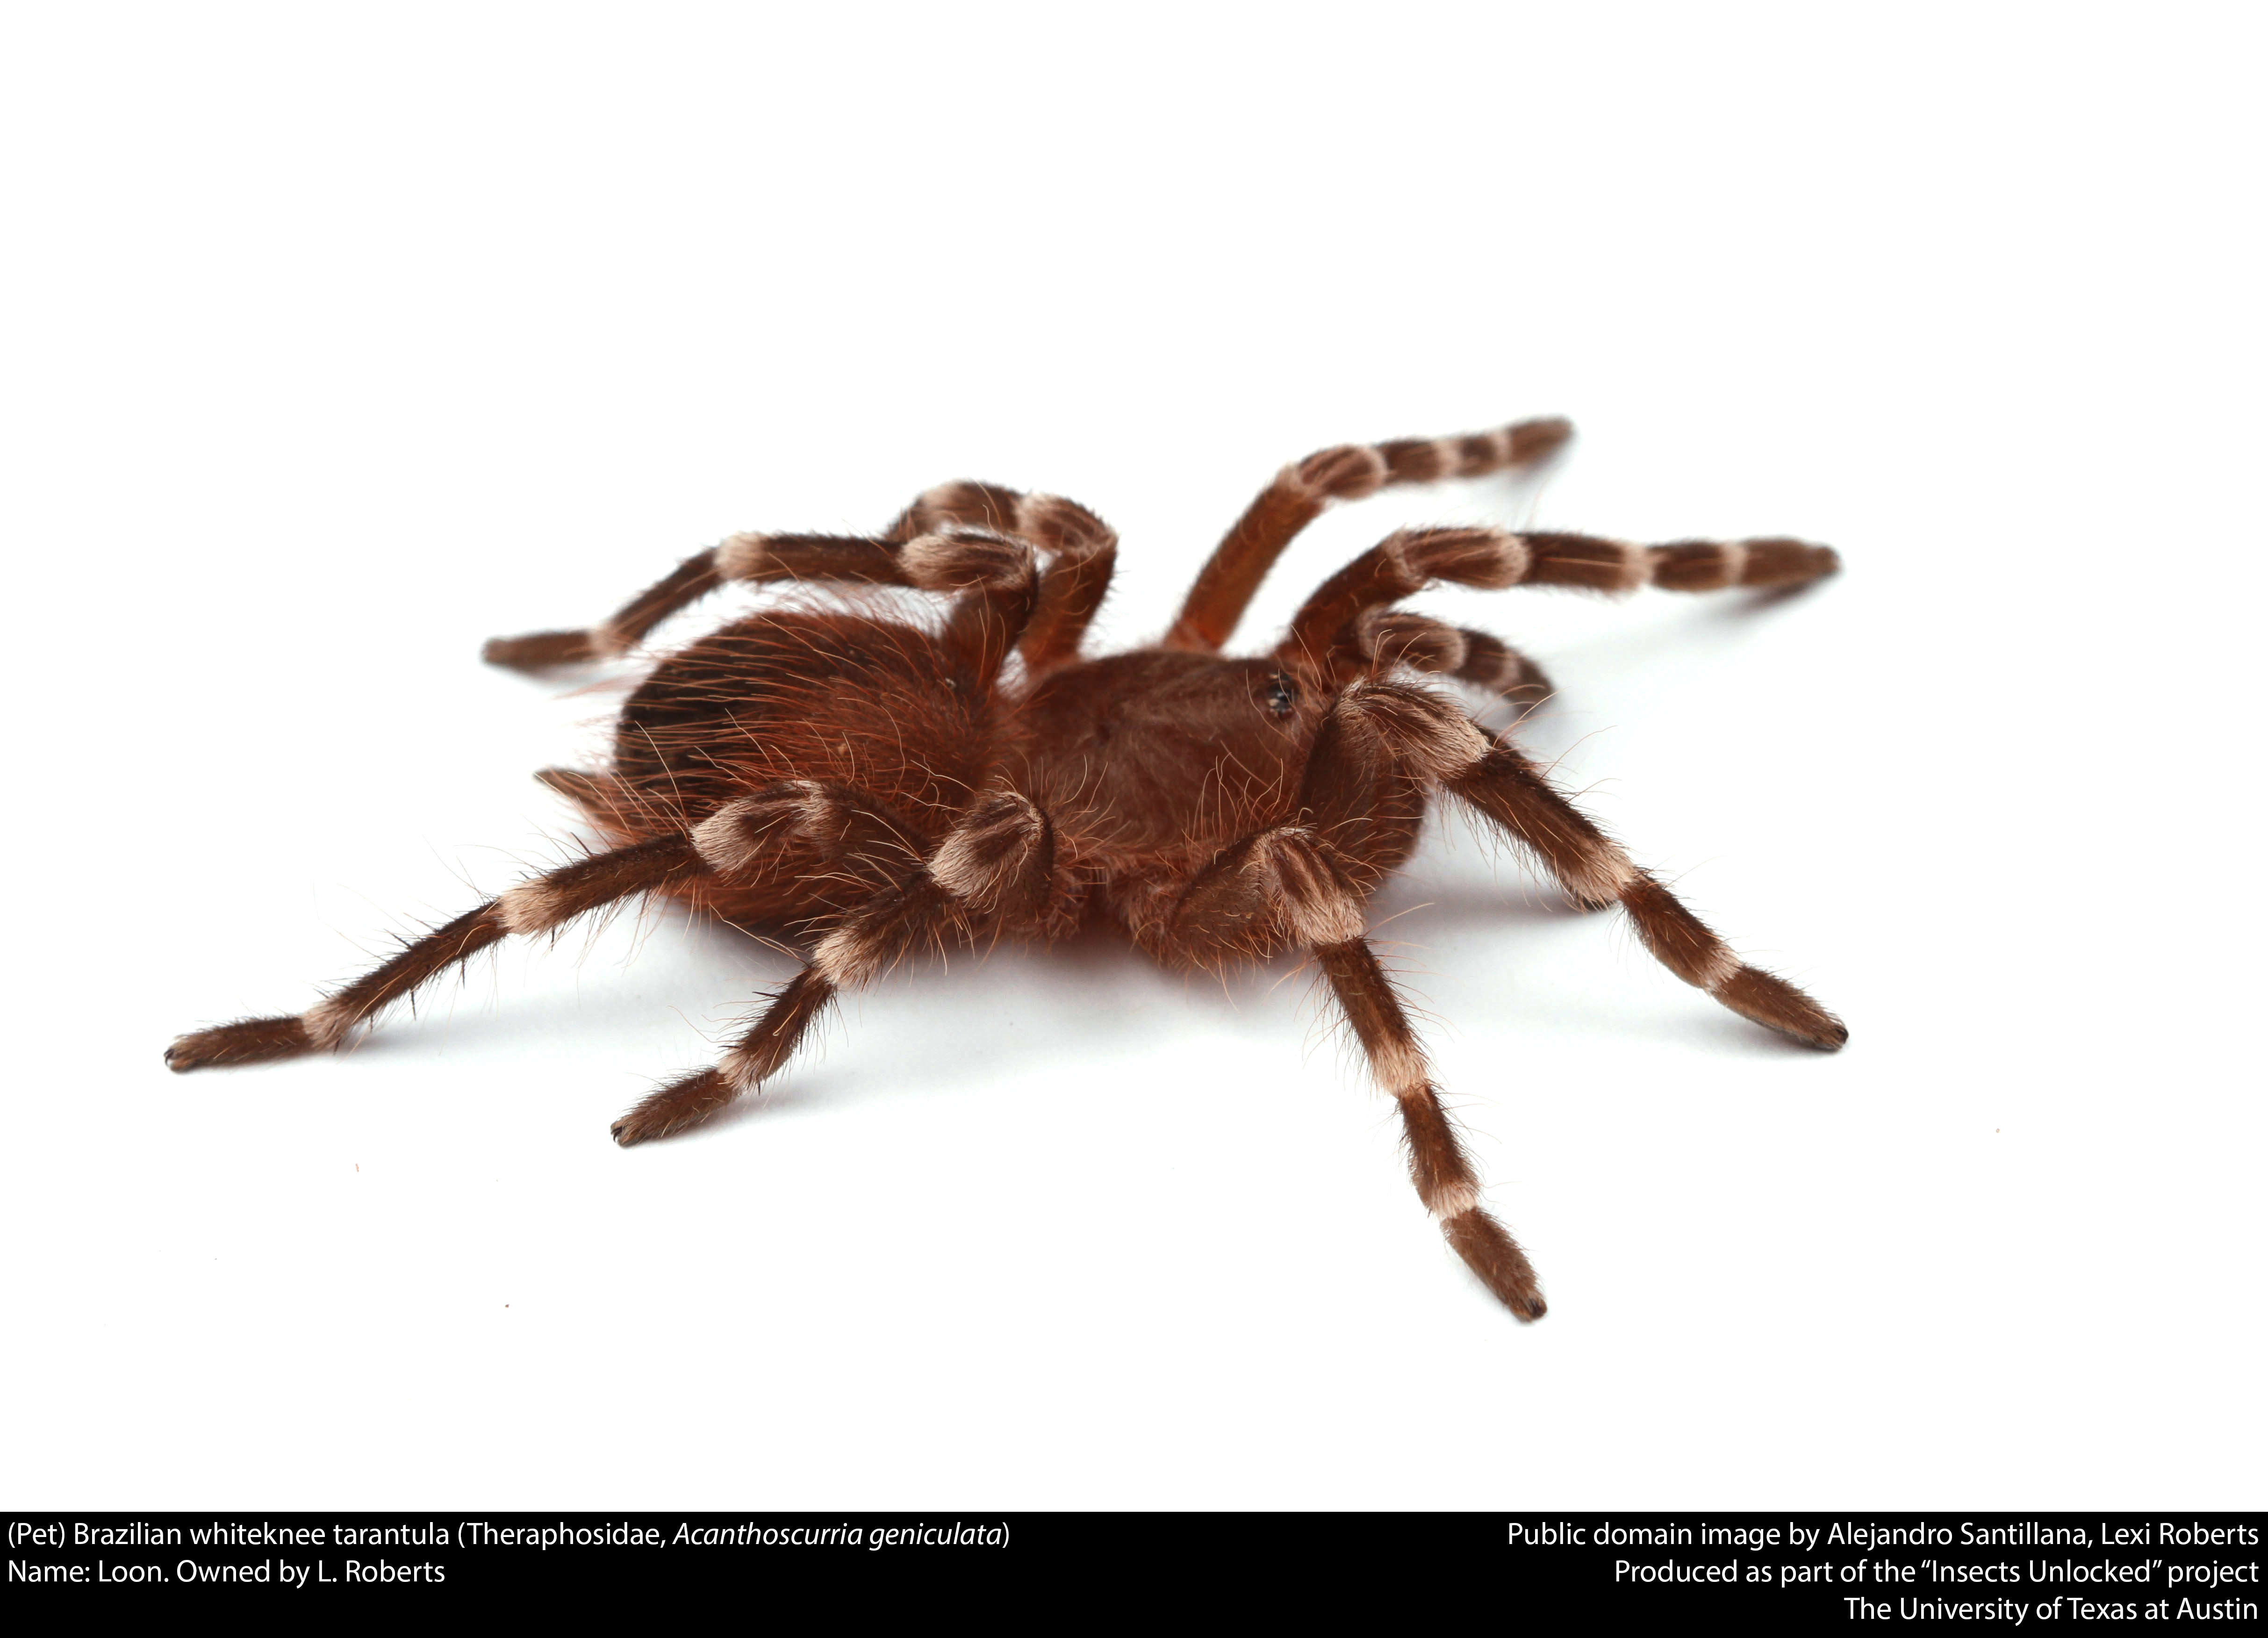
[167,415,1846,1320]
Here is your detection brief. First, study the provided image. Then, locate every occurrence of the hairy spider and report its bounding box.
[167,414,1845,1320]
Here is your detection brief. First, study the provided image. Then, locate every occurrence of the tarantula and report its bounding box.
[167,414,1845,1320]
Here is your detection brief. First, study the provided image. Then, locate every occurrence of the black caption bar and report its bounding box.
[4,1513,2260,1619]
[1500,1515,2260,1625]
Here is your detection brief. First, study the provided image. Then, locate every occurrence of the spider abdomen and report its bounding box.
[613,611,982,826]
[596,610,986,926]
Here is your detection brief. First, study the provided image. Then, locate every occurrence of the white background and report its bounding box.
[4,4,2260,1509]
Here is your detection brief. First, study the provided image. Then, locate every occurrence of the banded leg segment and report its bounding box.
[1449,739,1847,1049]
[611,870,963,1145]
[908,530,1043,691]
[691,779,926,890]
[1278,527,1841,674]
[1159,825,1546,1320]
[1163,415,1573,654]
[1319,937,1546,1320]
[1335,612,1555,706]
[895,481,1120,675]
[484,551,729,670]
[612,787,1065,1144]
[1156,690,1542,1317]
[1162,825,1368,966]
[483,525,1041,673]
[165,834,710,1070]
[487,477,1110,677]
[610,966,839,1145]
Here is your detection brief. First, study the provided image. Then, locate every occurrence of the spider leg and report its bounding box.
[1162,825,1545,1320]
[921,533,1043,691]
[485,483,1107,678]
[1449,733,1847,1049]
[1277,526,1840,674]
[167,778,945,1079]
[611,787,1065,1144]
[607,965,838,1144]
[895,482,1118,676]
[484,550,730,670]
[1331,611,1555,708]
[689,779,927,897]
[165,834,710,1070]
[481,533,889,669]
[482,521,1041,672]
[1162,415,1573,654]
[1321,938,1545,1319]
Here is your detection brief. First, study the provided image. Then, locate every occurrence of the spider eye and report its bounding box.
[1264,674,1298,717]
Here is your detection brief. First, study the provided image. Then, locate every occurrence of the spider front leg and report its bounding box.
[1334,611,1555,708]
[1164,825,1546,1321]
[1276,533,1843,1044]
[1278,526,1839,672]
[1162,681,1549,1315]
[610,787,1065,1144]
[1163,414,1574,653]
[1449,735,1846,1049]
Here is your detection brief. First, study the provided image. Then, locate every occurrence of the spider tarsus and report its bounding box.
[1716,967,1848,1051]
[1441,1207,1548,1322]
[609,1108,673,1147]
[611,1068,735,1146]
[482,629,600,671]
[1793,1016,1851,1052]
[164,1016,314,1073]
[1517,416,1576,461]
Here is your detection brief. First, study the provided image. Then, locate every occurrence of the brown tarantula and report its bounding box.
[167,414,1845,1320]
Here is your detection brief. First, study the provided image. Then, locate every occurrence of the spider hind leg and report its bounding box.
[612,783,1067,1145]
[165,835,709,1072]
